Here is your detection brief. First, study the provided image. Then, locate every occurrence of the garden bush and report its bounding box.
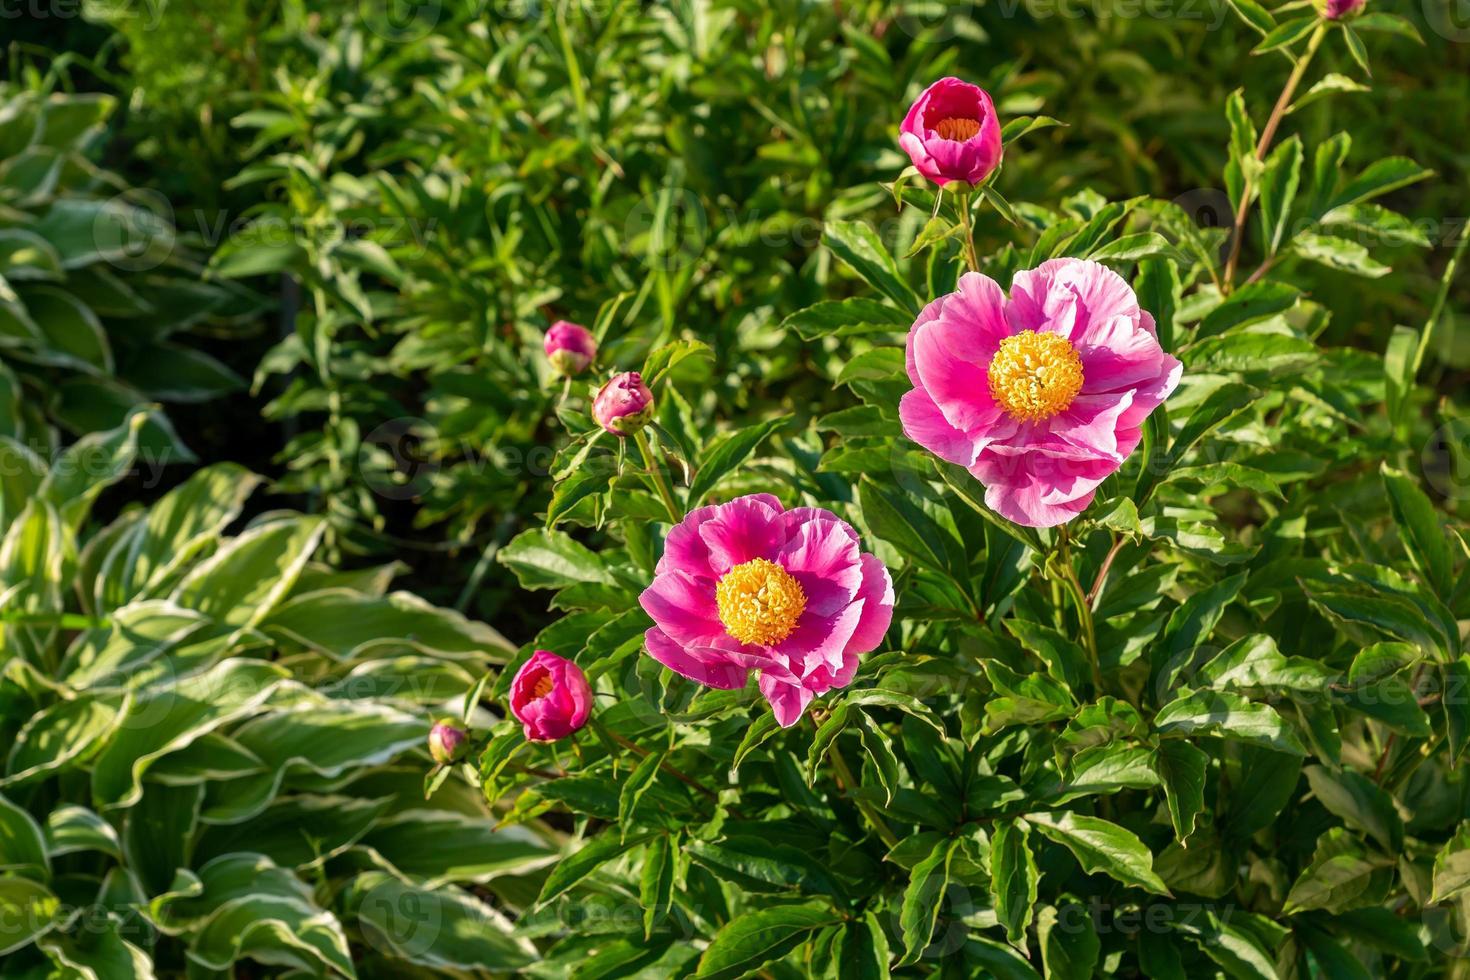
[1,0,1469,977]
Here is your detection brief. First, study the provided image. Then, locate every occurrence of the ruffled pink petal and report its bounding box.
[776,518,863,618]
[1046,391,1136,460]
[912,323,1006,435]
[644,627,748,690]
[759,672,816,728]
[846,554,895,656]
[973,451,1117,528]
[900,388,978,467]
[775,601,865,678]
[639,569,723,646]
[698,494,787,574]
[656,503,723,579]
[1010,259,1140,344]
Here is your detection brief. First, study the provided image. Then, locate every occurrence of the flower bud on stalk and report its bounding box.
[898,77,1003,188]
[1317,0,1364,18]
[544,320,597,376]
[509,650,593,741]
[427,720,468,765]
[592,371,654,436]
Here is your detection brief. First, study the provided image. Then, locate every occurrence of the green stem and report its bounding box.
[957,190,981,273]
[1414,215,1470,376]
[1056,532,1104,693]
[591,718,728,808]
[1221,22,1328,289]
[633,429,683,525]
[827,739,901,850]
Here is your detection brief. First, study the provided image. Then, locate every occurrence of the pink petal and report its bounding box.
[644,627,748,690]
[776,518,863,618]
[656,503,723,579]
[846,554,895,656]
[698,495,787,574]
[900,388,978,466]
[639,569,722,646]
[759,673,816,728]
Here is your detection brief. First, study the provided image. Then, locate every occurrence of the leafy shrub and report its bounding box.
[0,82,261,457]
[0,412,560,976]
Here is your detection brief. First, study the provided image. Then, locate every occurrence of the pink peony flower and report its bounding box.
[639,494,895,727]
[428,720,468,764]
[900,259,1182,528]
[1322,0,1364,17]
[592,371,654,436]
[545,320,598,376]
[899,77,1003,188]
[509,650,593,741]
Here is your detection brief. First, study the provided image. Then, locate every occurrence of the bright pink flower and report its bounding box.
[509,650,592,741]
[1322,0,1364,17]
[544,320,597,376]
[592,371,654,436]
[900,259,1182,528]
[899,77,1003,188]
[639,494,894,727]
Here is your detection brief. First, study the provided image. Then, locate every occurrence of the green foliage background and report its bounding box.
[1,0,1469,976]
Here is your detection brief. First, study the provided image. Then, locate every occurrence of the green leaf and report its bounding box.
[618,749,666,831]
[1291,233,1390,277]
[1226,0,1276,34]
[1024,811,1170,895]
[498,528,615,590]
[1283,830,1391,913]
[346,872,536,971]
[837,912,892,980]
[171,516,325,630]
[1431,821,1470,904]
[688,415,790,507]
[1154,690,1306,755]
[1253,15,1317,54]
[990,818,1039,943]
[1291,72,1371,113]
[898,836,959,965]
[1196,282,1300,340]
[1304,765,1403,852]
[1037,903,1101,980]
[780,298,909,341]
[640,834,676,938]
[694,902,842,980]
[1154,741,1209,841]
[1257,136,1303,256]
[824,220,921,315]
[0,793,48,878]
[0,876,58,955]
[1381,465,1453,597]
[536,830,654,906]
[1001,115,1066,144]
[1331,157,1433,210]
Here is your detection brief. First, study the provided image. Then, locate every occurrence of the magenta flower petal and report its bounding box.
[509,650,592,742]
[639,494,894,727]
[644,627,750,690]
[903,257,1181,528]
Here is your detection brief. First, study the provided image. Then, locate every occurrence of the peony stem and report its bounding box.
[592,718,728,807]
[958,190,981,273]
[826,737,901,850]
[1056,531,1104,693]
[633,429,684,524]
[1221,23,1329,289]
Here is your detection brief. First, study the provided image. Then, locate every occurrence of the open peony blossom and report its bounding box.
[900,259,1182,528]
[639,494,894,727]
[509,650,593,741]
[899,77,1003,188]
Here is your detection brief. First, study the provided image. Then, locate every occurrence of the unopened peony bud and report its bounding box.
[544,321,597,377]
[899,77,1003,188]
[592,371,654,437]
[1318,0,1365,17]
[427,720,468,765]
[509,650,592,742]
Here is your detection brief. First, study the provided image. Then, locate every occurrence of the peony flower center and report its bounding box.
[933,117,981,142]
[988,330,1085,422]
[531,672,555,699]
[715,558,806,647]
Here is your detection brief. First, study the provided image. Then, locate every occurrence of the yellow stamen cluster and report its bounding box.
[988,330,1085,422]
[933,117,981,142]
[715,558,806,647]
[531,673,555,699]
